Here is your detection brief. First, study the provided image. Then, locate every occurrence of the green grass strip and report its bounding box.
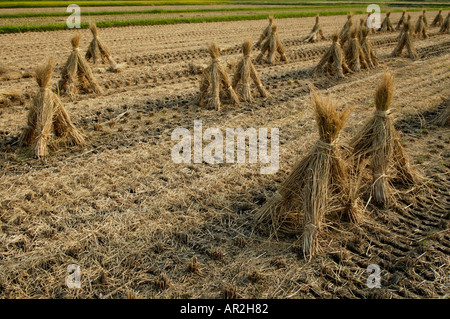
[0,5,381,19]
[0,8,441,34]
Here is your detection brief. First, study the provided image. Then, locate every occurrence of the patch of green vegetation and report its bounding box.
[0,5,372,19]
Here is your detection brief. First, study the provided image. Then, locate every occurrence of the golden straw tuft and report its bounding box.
[350,72,419,207]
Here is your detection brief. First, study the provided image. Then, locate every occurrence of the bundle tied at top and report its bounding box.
[21,57,85,158]
[232,40,269,102]
[350,72,419,207]
[360,25,378,68]
[197,42,240,110]
[85,23,119,71]
[58,34,103,99]
[255,88,355,258]
[315,33,352,79]
[302,15,326,43]
[344,28,370,72]
[256,24,288,64]
[391,16,417,59]
[396,10,407,31]
[379,11,394,32]
[414,15,428,39]
[439,12,450,33]
[431,10,443,27]
[255,16,274,48]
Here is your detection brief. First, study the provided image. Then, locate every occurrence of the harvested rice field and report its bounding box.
[0,5,449,300]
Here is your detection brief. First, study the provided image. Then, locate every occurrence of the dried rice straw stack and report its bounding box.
[379,11,394,32]
[350,72,418,207]
[431,10,443,27]
[397,14,412,40]
[302,15,326,43]
[440,12,450,33]
[360,26,378,68]
[197,43,240,110]
[232,40,269,102]
[21,57,85,158]
[315,33,352,79]
[344,28,369,72]
[396,10,407,31]
[339,14,354,46]
[391,17,417,59]
[255,16,274,48]
[85,23,121,72]
[256,25,288,64]
[58,34,103,99]
[422,9,428,27]
[414,15,428,39]
[255,88,354,258]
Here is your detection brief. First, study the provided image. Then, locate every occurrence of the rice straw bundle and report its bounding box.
[58,34,103,99]
[255,16,274,48]
[85,23,120,71]
[414,15,428,39]
[379,11,394,32]
[302,15,326,43]
[256,25,288,64]
[358,18,365,41]
[440,12,450,33]
[197,43,240,110]
[255,88,353,258]
[422,9,428,27]
[396,10,407,31]
[350,73,418,207]
[391,17,417,59]
[339,14,354,45]
[360,26,378,68]
[431,10,443,27]
[397,14,412,40]
[344,28,369,72]
[315,33,352,79]
[232,40,269,102]
[21,58,85,158]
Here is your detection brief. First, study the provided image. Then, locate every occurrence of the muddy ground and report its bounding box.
[0,12,449,298]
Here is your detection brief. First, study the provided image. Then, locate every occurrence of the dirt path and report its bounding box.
[0,13,448,298]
